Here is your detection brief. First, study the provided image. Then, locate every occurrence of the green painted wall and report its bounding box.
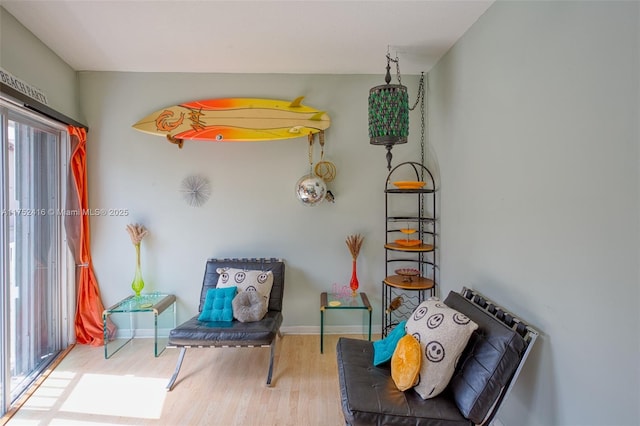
[429,1,639,424]
[1,6,81,122]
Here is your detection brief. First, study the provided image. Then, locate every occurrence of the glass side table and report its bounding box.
[102,292,176,359]
[320,291,372,354]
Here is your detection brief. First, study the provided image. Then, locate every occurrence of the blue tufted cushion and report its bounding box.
[373,321,407,366]
[198,287,237,322]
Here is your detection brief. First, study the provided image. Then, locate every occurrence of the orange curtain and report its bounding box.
[67,126,116,345]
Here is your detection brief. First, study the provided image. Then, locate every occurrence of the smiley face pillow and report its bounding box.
[216,267,274,307]
[405,298,478,399]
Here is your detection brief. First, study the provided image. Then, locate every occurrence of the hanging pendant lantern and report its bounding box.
[368,54,409,170]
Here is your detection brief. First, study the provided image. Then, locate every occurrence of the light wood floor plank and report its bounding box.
[6,334,376,426]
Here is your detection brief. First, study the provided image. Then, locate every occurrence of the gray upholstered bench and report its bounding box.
[166,258,285,391]
[336,287,538,425]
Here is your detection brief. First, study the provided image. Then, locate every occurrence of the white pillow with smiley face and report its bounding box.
[216,267,274,309]
[405,298,478,399]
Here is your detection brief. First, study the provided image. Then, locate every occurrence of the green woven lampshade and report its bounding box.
[368,55,410,170]
[368,84,409,146]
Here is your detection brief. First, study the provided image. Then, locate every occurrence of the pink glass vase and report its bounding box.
[350,259,359,296]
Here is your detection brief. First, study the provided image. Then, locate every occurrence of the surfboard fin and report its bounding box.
[290,96,305,107]
[166,134,184,149]
[310,112,325,121]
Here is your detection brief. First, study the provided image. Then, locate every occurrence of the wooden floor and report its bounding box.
[6,334,370,426]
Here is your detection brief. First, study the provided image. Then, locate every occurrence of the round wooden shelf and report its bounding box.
[384,242,434,252]
[383,275,435,290]
[385,188,435,194]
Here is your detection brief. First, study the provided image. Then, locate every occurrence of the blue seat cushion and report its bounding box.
[198,287,236,322]
[373,320,407,366]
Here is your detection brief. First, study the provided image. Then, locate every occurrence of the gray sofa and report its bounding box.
[166,258,285,391]
[336,287,538,425]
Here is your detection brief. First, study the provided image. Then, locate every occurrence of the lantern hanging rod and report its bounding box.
[383,52,402,85]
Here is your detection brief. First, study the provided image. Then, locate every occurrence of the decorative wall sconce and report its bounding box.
[368,53,409,170]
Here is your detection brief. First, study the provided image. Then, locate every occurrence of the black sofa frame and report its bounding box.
[336,287,539,425]
[166,258,285,391]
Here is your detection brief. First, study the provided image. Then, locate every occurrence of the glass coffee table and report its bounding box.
[102,292,176,359]
[320,292,372,353]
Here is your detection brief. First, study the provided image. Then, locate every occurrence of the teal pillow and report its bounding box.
[198,287,237,322]
[373,320,407,366]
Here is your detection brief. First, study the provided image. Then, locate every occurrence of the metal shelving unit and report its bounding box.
[382,161,438,337]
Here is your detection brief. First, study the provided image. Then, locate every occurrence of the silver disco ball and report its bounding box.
[295,173,327,207]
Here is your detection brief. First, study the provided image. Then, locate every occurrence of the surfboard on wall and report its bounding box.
[132,96,331,148]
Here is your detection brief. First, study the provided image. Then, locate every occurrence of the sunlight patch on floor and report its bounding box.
[17,370,75,411]
[11,420,124,426]
[49,420,128,425]
[60,373,167,419]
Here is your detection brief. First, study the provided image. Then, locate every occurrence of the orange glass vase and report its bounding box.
[350,259,359,296]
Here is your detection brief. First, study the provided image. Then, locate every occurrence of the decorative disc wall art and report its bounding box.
[180,175,211,207]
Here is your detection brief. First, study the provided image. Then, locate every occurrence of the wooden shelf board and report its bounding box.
[383,275,435,290]
[384,243,434,252]
[385,188,435,194]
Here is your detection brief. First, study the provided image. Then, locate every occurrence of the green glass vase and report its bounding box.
[131,243,145,297]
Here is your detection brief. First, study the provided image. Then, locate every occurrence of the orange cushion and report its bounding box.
[391,334,422,391]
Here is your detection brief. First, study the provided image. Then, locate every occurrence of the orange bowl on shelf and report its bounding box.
[392,181,425,190]
[400,228,416,235]
[395,239,422,247]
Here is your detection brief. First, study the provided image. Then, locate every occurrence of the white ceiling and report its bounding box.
[2,0,493,75]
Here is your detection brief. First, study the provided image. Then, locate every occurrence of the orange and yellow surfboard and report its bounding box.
[132,97,330,147]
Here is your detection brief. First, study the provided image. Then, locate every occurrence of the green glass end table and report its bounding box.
[102,292,176,359]
[320,291,372,353]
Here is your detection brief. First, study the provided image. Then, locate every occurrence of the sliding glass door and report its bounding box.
[0,102,71,416]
